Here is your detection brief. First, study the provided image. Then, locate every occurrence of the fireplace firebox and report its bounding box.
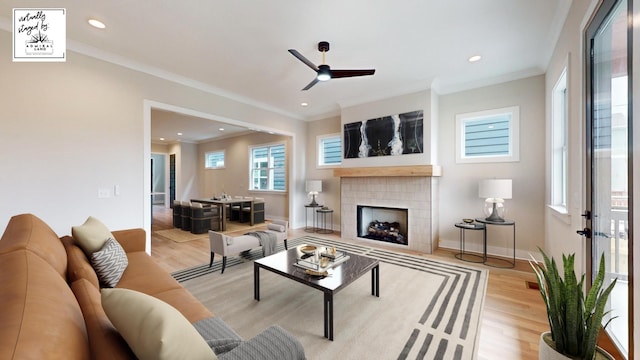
[357,205,408,245]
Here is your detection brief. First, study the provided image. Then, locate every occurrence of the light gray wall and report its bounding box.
[0,30,307,247]
[198,132,291,221]
[306,115,341,230]
[306,79,545,258]
[438,75,546,259]
[543,0,599,276]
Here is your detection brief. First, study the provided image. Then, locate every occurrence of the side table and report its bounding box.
[475,218,516,268]
[316,208,334,234]
[454,222,485,263]
[304,204,322,232]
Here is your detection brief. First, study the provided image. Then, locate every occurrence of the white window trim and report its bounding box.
[317,133,342,169]
[455,106,520,164]
[248,141,287,193]
[204,150,225,169]
[550,66,568,212]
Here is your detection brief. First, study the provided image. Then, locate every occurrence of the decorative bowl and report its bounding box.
[463,218,474,223]
[300,245,317,254]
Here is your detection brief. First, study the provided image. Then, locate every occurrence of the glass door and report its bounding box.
[585,0,630,357]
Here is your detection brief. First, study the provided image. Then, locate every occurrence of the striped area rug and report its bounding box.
[173,235,488,360]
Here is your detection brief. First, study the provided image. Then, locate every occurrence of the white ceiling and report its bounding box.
[0,1,572,142]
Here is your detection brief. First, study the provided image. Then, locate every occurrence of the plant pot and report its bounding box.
[539,332,614,360]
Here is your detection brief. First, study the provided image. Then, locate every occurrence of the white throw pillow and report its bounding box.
[267,223,285,232]
[72,216,115,256]
[91,238,128,287]
[101,288,217,360]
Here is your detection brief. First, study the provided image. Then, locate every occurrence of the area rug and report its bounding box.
[155,222,267,243]
[173,236,488,359]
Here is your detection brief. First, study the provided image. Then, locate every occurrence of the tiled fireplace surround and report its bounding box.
[337,166,440,254]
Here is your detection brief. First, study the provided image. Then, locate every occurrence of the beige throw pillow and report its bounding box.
[101,288,217,360]
[72,216,115,256]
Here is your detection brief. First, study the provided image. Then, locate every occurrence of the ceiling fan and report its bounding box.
[288,41,375,91]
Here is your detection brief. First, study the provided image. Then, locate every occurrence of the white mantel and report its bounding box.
[335,166,440,254]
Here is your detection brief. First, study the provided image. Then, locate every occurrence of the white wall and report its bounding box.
[0,30,307,245]
[438,76,546,259]
[543,0,599,274]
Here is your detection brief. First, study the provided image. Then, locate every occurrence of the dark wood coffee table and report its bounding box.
[254,245,380,340]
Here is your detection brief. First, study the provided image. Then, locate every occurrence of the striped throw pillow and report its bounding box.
[91,238,128,287]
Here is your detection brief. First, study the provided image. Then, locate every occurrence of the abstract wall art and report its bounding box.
[343,110,424,158]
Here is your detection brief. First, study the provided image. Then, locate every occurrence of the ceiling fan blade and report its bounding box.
[288,49,319,71]
[302,77,320,91]
[330,69,376,78]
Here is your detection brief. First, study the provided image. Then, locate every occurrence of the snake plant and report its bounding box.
[529,249,617,359]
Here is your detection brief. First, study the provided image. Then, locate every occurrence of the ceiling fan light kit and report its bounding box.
[288,41,375,90]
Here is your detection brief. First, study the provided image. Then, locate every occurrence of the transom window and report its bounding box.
[317,133,342,167]
[205,150,225,169]
[249,143,286,191]
[455,106,520,163]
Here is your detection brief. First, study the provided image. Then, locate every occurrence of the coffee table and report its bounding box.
[254,245,380,340]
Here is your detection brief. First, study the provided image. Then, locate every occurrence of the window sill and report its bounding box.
[548,205,571,224]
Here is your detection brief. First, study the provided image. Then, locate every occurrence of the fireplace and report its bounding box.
[357,205,408,245]
[336,166,441,254]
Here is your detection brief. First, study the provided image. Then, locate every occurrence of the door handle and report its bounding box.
[576,228,592,238]
[581,210,591,220]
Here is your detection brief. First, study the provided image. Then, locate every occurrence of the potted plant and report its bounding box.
[529,249,617,360]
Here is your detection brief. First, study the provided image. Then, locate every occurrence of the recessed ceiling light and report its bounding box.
[177,132,183,136]
[219,128,225,131]
[301,102,308,107]
[159,137,165,141]
[468,55,482,63]
[88,19,106,29]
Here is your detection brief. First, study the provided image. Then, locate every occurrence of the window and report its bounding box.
[249,143,286,191]
[205,150,225,169]
[317,133,342,167]
[551,69,568,210]
[455,106,520,163]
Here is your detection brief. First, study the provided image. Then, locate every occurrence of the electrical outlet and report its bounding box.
[98,188,111,198]
[114,185,120,196]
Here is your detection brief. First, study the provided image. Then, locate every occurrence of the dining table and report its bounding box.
[190,197,255,231]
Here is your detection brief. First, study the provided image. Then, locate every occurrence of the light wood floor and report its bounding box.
[150,206,548,359]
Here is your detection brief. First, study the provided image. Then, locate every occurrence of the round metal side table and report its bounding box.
[454,222,485,263]
[316,208,334,234]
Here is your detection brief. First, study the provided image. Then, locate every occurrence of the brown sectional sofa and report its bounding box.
[0,213,305,359]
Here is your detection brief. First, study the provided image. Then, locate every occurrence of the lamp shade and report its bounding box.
[305,180,322,193]
[478,179,512,200]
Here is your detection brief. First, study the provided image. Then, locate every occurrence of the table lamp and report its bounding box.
[478,179,512,222]
[305,180,322,206]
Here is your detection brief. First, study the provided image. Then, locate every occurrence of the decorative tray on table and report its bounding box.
[294,246,350,272]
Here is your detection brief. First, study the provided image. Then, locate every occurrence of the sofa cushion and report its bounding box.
[72,216,115,256]
[71,279,135,360]
[101,288,217,360]
[267,223,285,232]
[0,250,89,359]
[116,252,184,295]
[91,238,128,287]
[61,236,100,288]
[153,287,214,323]
[0,213,68,277]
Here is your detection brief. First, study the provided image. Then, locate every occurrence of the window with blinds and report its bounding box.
[318,134,342,167]
[455,106,520,163]
[205,150,225,169]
